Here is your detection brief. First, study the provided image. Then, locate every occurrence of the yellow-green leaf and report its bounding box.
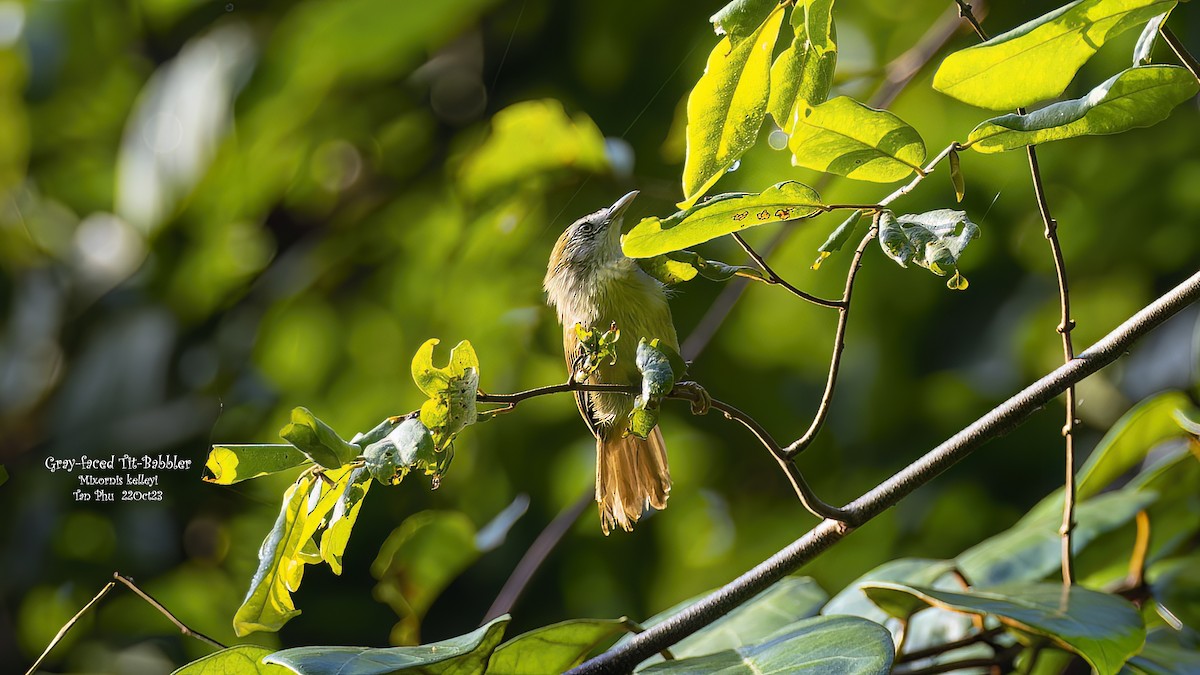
[279,407,361,470]
[949,148,964,202]
[681,4,786,208]
[768,0,837,134]
[964,65,1198,153]
[932,0,1177,110]
[624,181,823,258]
[203,444,310,485]
[233,476,313,636]
[411,338,480,451]
[320,466,373,575]
[637,249,767,285]
[788,96,926,182]
[171,645,290,675]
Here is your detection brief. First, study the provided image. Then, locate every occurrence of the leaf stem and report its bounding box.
[896,625,1005,664]
[1160,26,1200,84]
[896,644,1022,675]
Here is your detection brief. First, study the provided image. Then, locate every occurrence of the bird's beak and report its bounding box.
[607,190,639,222]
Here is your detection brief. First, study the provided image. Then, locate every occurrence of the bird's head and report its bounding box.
[548,190,639,272]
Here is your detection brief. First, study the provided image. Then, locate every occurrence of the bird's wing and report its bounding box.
[564,327,603,440]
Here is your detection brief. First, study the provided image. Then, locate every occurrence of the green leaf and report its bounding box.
[859,583,1145,675]
[949,148,964,203]
[573,323,621,383]
[637,250,767,286]
[768,0,837,134]
[965,66,1198,153]
[640,615,894,674]
[233,476,314,636]
[1133,11,1172,65]
[172,646,285,674]
[457,100,608,200]
[822,558,956,622]
[172,645,290,674]
[681,4,785,208]
[617,577,828,664]
[623,182,824,258]
[957,488,1157,587]
[877,210,979,282]
[813,208,864,269]
[1126,629,1200,674]
[412,339,480,451]
[710,0,779,46]
[788,96,926,182]
[932,0,1177,109]
[320,466,373,575]
[487,618,628,674]
[264,615,509,675]
[371,511,480,645]
[280,407,361,470]
[364,417,438,486]
[204,444,311,485]
[628,338,683,439]
[1076,390,1197,500]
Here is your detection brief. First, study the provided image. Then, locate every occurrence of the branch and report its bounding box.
[953,0,1078,586]
[477,381,637,405]
[25,581,116,675]
[1160,26,1200,83]
[896,625,1005,664]
[567,268,1200,674]
[785,221,877,458]
[730,233,846,309]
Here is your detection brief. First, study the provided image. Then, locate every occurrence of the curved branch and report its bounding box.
[477,381,637,405]
[567,268,1200,674]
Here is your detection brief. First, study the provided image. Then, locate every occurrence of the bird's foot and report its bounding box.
[674,381,711,416]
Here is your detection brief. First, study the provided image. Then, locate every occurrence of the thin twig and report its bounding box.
[954,0,1078,587]
[25,581,116,675]
[730,233,845,308]
[897,625,1005,664]
[112,574,226,650]
[1160,26,1200,83]
[784,222,878,458]
[483,490,593,622]
[706,398,855,523]
[477,381,638,405]
[568,268,1200,674]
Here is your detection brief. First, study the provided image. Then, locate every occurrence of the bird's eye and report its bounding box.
[578,222,595,236]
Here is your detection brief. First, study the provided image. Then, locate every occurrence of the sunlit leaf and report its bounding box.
[1133,11,1172,65]
[280,407,361,470]
[640,615,894,674]
[371,511,480,645]
[172,645,290,674]
[877,210,979,282]
[958,489,1157,587]
[768,0,837,135]
[710,0,779,46]
[949,148,964,202]
[264,615,509,675]
[363,417,437,486]
[860,583,1144,675]
[933,0,1177,109]
[204,444,311,485]
[618,577,828,664]
[788,96,925,182]
[1076,390,1197,500]
[458,100,609,200]
[411,339,479,453]
[320,466,373,575]
[965,66,1198,153]
[573,323,621,383]
[624,182,823,258]
[233,476,314,636]
[488,618,628,674]
[681,4,785,208]
[637,249,767,286]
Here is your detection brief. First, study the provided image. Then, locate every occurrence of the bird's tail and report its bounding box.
[595,427,671,535]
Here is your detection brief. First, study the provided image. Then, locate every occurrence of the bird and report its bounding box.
[544,190,678,534]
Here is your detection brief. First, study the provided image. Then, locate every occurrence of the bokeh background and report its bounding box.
[1,0,1197,672]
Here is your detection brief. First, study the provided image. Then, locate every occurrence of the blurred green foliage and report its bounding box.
[0,0,1197,672]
